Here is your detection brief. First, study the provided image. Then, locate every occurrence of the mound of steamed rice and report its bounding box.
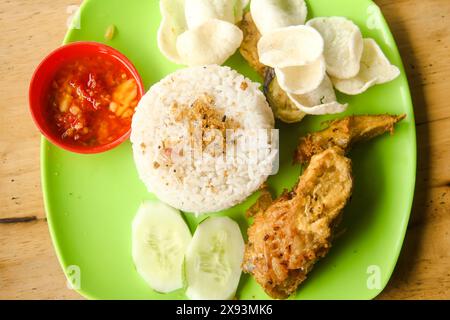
[131,65,276,214]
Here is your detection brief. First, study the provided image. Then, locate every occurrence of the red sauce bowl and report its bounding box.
[29,42,145,154]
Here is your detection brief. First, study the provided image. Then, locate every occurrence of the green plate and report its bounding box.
[42,0,416,300]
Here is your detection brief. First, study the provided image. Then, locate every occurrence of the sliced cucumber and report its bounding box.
[132,201,192,293]
[186,217,245,300]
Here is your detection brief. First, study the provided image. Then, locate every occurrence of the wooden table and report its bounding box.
[0,0,449,300]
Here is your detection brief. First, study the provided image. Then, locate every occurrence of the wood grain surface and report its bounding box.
[0,0,449,300]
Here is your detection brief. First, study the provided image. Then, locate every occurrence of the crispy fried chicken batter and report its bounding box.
[243,148,353,299]
[243,115,405,299]
[295,114,406,165]
[238,12,266,77]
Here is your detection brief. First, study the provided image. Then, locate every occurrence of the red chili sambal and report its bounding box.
[46,55,139,147]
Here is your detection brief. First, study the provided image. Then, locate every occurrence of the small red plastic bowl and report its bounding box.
[29,42,145,154]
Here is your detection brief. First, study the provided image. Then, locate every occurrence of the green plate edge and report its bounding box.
[41,0,417,300]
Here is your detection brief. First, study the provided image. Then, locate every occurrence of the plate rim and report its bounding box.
[41,0,417,300]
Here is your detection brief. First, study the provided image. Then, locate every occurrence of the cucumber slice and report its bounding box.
[132,201,192,293]
[186,217,245,300]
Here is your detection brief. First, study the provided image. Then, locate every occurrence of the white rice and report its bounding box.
[131,65,276,214]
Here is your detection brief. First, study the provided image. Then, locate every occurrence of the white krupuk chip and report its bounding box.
[258,25,324,68]
[185,0,235,29]
[307,16,363,79]
[158,0,187,64]
[251,0,308,35]
[185,0,248,29]
[287,76,348,115]
[332,38,401,95]
[176,19,243,66]
[275,56,326,95]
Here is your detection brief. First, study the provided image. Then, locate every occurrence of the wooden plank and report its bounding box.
[375,0,450,124]
[379,186,450,299]
[416,118,450,188]
[0,219,81,300]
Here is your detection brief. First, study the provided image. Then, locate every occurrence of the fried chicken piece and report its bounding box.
[243,115,405,299]
[295,114,406,165]
[239,13,306,123]
[246,188,273,218]
[263,69,307,124]
[243,148,353,299]
[238,12,266,77]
